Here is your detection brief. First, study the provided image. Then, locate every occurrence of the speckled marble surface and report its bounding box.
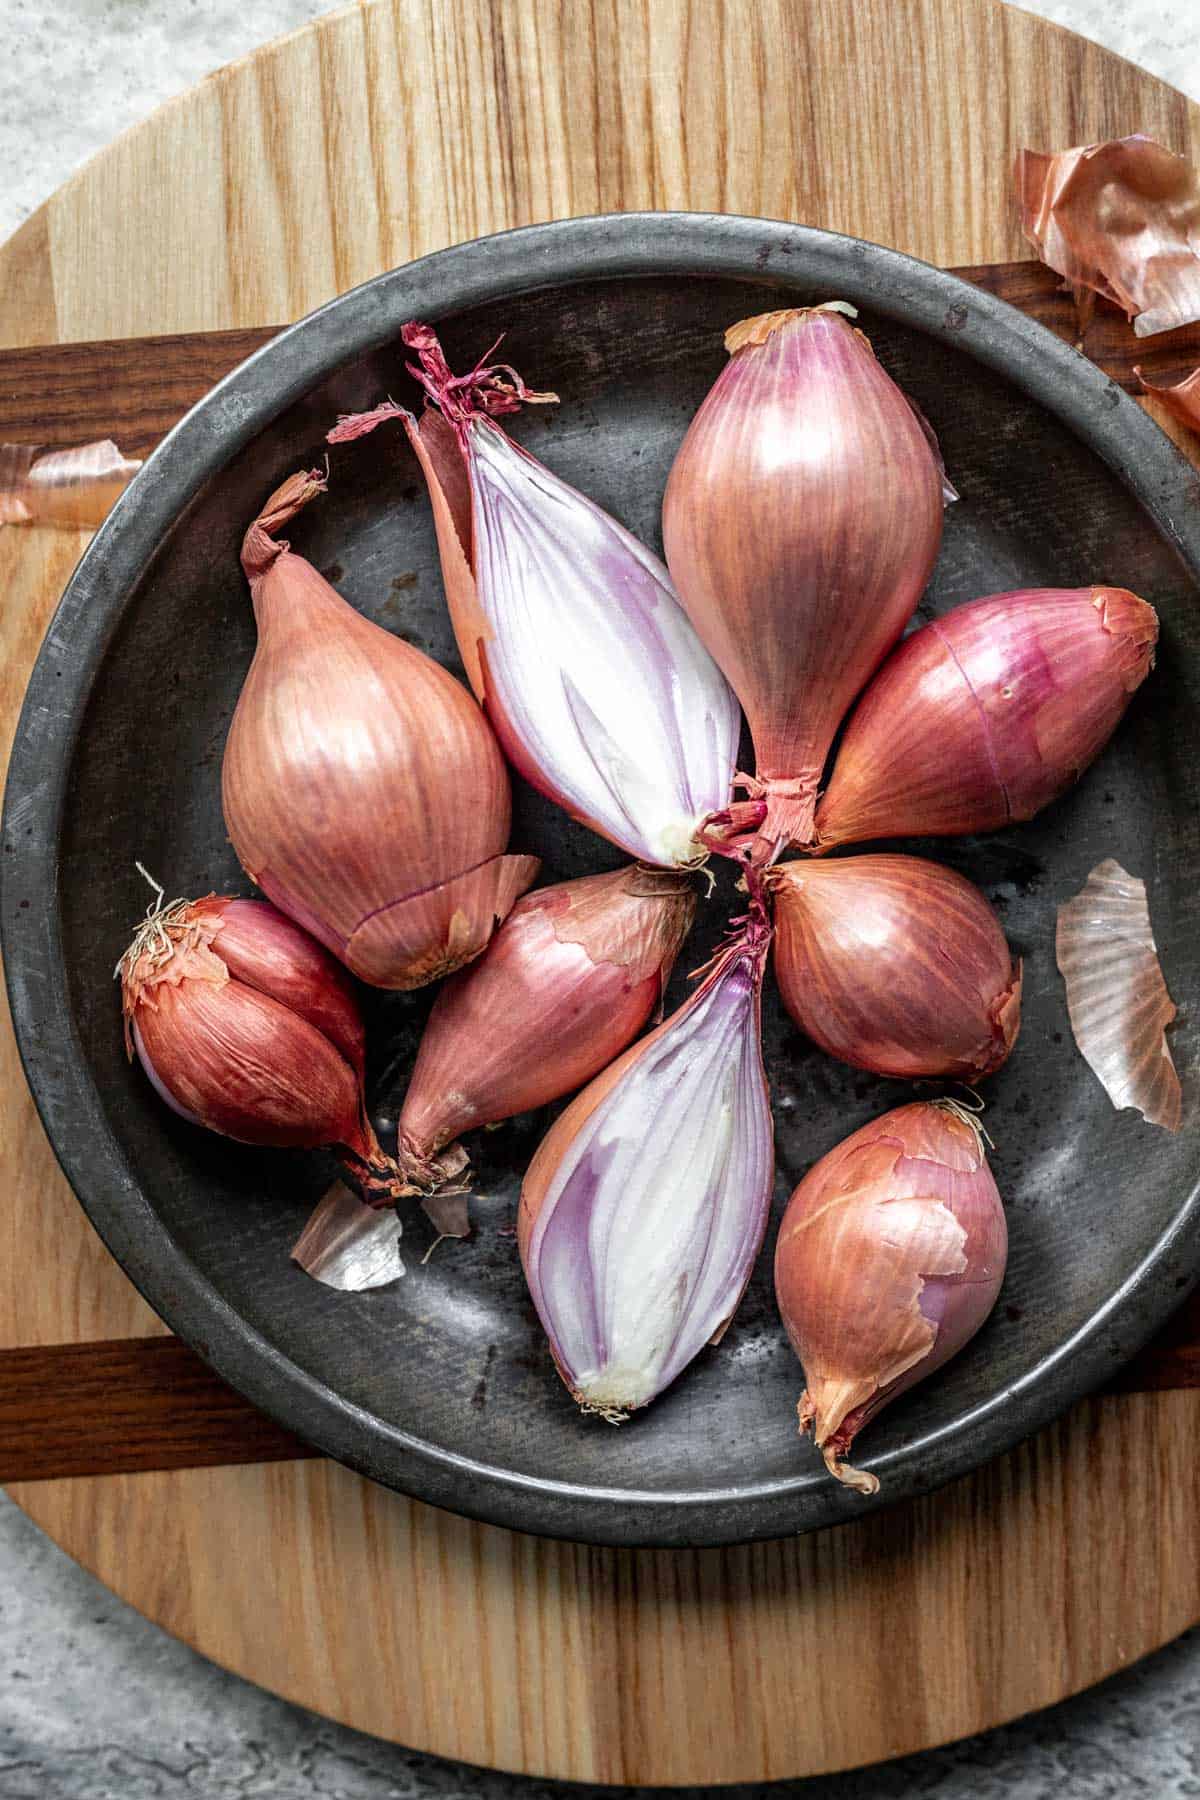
[3,2,1200,1795]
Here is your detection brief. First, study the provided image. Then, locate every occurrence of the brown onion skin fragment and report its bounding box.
[814,586,1157,851]
[774,1102,1007,1494]
[663,306,944,859]
[771,856,1021,1081]
[396,867,695,1180]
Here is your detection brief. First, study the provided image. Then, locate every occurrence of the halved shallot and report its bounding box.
[815,587,1157,850]
[771,855,1021,1081]
[222,469,537,990]
[663,304,946,860]
[329,326,741,870]
[519,894,774,1416]
[775,1100,1007,1494]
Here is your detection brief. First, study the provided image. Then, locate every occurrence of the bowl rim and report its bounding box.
[5,210,1200,1548]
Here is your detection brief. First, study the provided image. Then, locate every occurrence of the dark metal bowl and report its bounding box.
[5,214,1200,1548]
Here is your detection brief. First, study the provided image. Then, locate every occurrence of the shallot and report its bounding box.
[775,1100,1007,1494]
[815,586,1157,849]
[519,893,773,1416]
[329,325,741,870]
[771,855,1021,1081]
[222,468,538,989]
[663,304,945,860]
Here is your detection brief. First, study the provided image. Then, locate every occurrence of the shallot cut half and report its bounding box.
[330,325,741,870]
[663,303,945,859]
[1056,859,1182,1132]
[1,439,141,528]
[519,895,774,1416]
[1016,135,1200,338]
[775,1101,1007,1495]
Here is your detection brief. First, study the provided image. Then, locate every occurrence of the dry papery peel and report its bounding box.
[1134,365,1200,433]
[1015,135,1200,339]
[0,440,141,527]
[1056,858,1182,1132]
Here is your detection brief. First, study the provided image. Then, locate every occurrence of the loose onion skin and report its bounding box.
[774,1101,1007,1494]
[771,855,1021,1081]
[119,894,402,1199]
[815,586,1157,851]
[222,469,538,990]
[395,866,696,1191]
[663,304,944,860]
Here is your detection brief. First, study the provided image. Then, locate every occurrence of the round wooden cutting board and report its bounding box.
[3,0,1200,1782]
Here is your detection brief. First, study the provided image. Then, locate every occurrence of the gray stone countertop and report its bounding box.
[2,2,1200,1795]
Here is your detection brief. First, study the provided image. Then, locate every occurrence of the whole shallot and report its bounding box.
[775,1100,1007,1494]
[329,326,741,870]
[663,304,946,860]
[815,586,1158,849]
[395,865,696,1195]
[222,468,537,989]
[519,893,774,1416]
[117,888,402,1201]
[771,855,1021,1081]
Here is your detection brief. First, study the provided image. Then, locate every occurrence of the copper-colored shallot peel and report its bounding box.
[117,891,404,1203]
[0,438,141,528]
[775,1100,1007,1495]
[771,855,1021,1082]
[1016,134,1200,339]
[329,324,741,871]
[519,891,773,1417]
[814,586,1158,851]
[1056,859,1181,1132]
[221,468,538,990]
[1135,364,1200,433]
[395,864,696,1197]
[662,303,945,862]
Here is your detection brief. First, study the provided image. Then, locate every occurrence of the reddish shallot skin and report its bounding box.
[395,866,696,1189]
[815,585,1158,850]
[119,895,402,1200]
[774,1101,1007,1495]
[222,469,537,990]
[771,856,1021,1081]
[662,305,944,860]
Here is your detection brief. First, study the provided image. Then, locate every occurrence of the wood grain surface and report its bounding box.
[3,0,1200,1781]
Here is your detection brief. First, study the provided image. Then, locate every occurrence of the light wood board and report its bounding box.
[2,0,1199,1780]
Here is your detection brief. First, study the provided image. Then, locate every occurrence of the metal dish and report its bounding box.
[5,213,1200,1546]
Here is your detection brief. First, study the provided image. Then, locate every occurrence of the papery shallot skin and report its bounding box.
[774,1101,1007,1495]
[662,305,945,859]
[815,586,1158,850]
[222,470,537,990]
[771,856,1021,1081]
[518,904,774,1416]
[331,328,742,870]
[119,894,401,1198]
[396,866,696,1190]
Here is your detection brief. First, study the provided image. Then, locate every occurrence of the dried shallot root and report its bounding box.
[771,855,1021,1082]
[0,439,141,528]
[519,887,773,1417]
[329,325,741,871]
[1016,134,1200,339]
[815,586,1158,850]
[222,468,537,990]
[663,304,947,862]
[1056,859,1181,1132]
[775,1100,1007,1495]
